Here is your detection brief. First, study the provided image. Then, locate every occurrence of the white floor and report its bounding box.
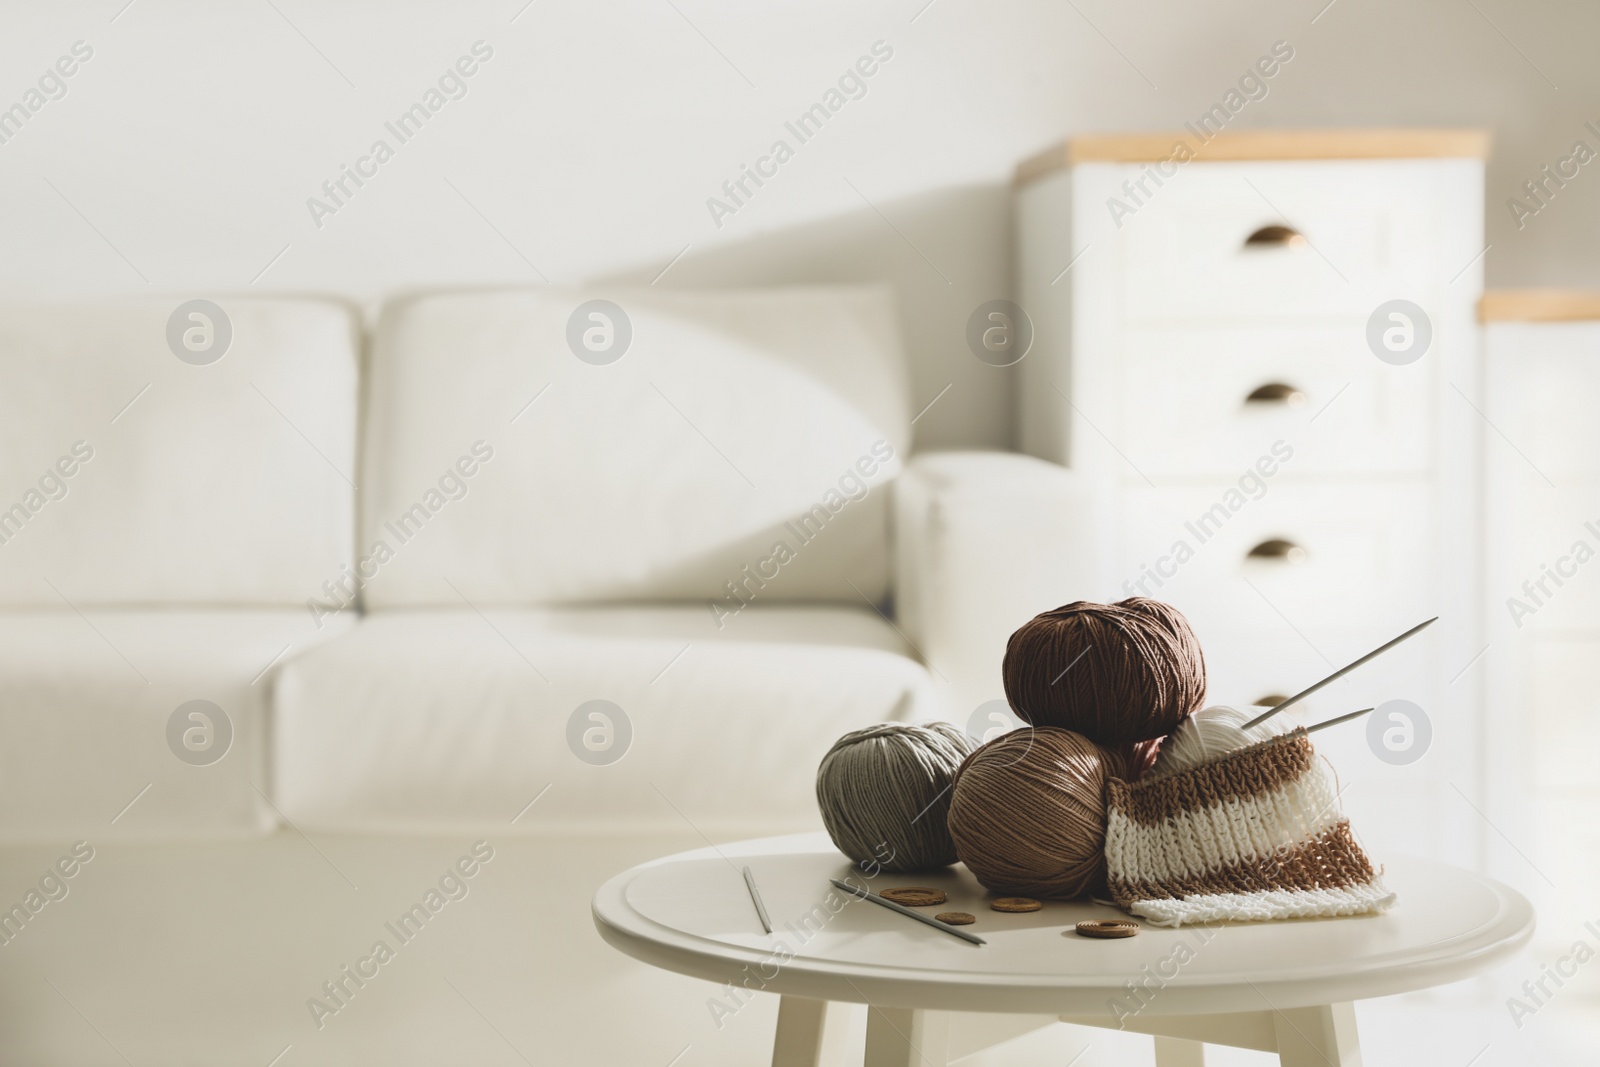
[954,994,1600,1066]
[0,831,1591,1065]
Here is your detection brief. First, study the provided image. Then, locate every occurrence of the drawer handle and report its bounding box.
[1247,538,1307,564]
[1245,382,1307,407]
[1243,224,1306,249]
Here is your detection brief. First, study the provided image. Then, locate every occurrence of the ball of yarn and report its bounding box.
[1151,704,1291,776]
[1001,597,1207,744]
[816,721,976,873]
[946,727,1116,899]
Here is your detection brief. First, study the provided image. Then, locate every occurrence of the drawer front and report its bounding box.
[1529,791,1600,961]
[1486,321,1600,480]
[1119,161,1440,323]
[1118,482,1436,637]
[1530,638,1600,793]
[1117,326,1434,479]
[1487,475,1600,634]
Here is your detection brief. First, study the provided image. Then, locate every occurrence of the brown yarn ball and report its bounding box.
[1001,597,1206,744]
[946,727,1118,900]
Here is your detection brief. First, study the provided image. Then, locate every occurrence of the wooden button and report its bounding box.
[881,887,946,907]
[935,911,975,926]
[989,897,1043,913]
[1074,919,1139,939]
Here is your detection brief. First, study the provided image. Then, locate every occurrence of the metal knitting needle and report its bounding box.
[1305,707,1375,734]
[743,866,772,934]
[830,879,986,946]
[1243,617,1437,730]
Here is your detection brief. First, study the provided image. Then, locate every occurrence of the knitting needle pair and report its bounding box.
[1245,617,1436,731]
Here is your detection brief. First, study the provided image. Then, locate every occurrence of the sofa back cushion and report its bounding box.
[0,299,358,606]
[359,286,909,608]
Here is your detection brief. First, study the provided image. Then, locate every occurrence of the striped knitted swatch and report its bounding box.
[1104,730,1395,927]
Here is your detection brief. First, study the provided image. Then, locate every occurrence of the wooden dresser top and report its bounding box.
[1017,129,1491,184]
[1480,290,1600,323]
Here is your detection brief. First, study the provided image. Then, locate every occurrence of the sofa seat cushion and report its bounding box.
[0,610,353,840]
[272,605,940,833]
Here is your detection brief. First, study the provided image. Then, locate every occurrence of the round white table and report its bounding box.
[593,832,1534,1067]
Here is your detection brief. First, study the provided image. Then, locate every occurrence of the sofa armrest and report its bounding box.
[894,451,1102,721]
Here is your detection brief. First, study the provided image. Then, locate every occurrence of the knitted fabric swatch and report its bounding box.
[1104,730,1395,927]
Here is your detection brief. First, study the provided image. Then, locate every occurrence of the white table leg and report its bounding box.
[772,997,840,1067]
[1154,1035,1206,1066]
[1272,1002,1360,1067]
[864,1005,948,1067]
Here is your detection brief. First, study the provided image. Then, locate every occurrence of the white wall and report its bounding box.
[2,0,1597,450]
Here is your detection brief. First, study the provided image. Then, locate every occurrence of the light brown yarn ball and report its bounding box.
[1001,597,1207,744]
[947,727,1118,900]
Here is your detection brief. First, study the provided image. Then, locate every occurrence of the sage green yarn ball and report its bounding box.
[815,721,977,873]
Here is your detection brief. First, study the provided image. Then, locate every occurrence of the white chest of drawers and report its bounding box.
[1014,130,1489,863]
[1481,291,1600,951]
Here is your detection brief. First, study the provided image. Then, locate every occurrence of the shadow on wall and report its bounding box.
[595,184,1017,454]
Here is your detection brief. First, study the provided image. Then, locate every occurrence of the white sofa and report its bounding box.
[0,286,1093,1064]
